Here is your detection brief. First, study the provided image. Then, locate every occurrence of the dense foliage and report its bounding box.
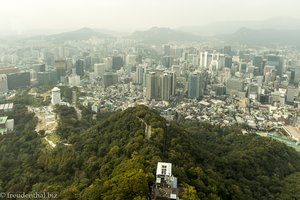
[1,105,300,199]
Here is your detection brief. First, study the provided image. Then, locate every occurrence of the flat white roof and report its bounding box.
[156,162,172,176]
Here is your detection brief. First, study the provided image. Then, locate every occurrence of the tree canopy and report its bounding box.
[1,105,300,199]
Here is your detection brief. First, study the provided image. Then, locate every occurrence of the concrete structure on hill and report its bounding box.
[153,162,178,200]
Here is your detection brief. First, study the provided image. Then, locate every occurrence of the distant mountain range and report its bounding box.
[17,16,300,47]
[128,27,203,43]
[217,27,300,47]
[25,27,111,42]
[179,16,300,36]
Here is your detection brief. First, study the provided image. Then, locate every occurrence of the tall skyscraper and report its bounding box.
[94,63,106,77]
[286,86,298,103]
[54,60,66,81]
[162,56,174,68]
[126,55,137,65]
[163,44,171,56]
[224,56,232,68]
[200,52,208,68]
[239,62,247,73]
[75,59,85,77]
[136,64,147,85]
[267,54,283,76]
[188,72,206,99]
[103,57,113,71]
[146,72,159,101]
[224,46,232,56]
[112,56,123,70]
[161,73,172,101]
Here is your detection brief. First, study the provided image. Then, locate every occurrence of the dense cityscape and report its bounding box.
[3,0,300,199]
[1,29,300,151]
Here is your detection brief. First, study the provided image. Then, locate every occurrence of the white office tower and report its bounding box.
[69,75,80,87]
[103,57,113,71]
[0,74,8,93]
[94,63,106,77]
[126,55,137,65]
[51,87,61,105]
[210,60,219,73]
[171,65,181,77]
[200,51,208,68]
[135,64,147,85]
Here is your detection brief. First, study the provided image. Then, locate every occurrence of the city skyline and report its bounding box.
[1,0,300,35]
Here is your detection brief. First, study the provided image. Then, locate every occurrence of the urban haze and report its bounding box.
[1,0,300,200]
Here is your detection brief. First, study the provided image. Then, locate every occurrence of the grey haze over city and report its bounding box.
[1,0,300,35]
[3,0,300,199]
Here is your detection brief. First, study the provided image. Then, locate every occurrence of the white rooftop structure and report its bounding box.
[156,162,172,177]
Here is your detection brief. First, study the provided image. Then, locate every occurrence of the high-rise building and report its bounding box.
[286,86,298,103]
[54,60,66,81]
[126,55,137,65]
[7,72,31,90]
[112,56,123,70]
[171,65,181,77]
[175,48,183,58]
[200,52,208,67]
[224,56,232,68]
[0,74,8,93]
[162,56,174,68]
[169,71,176,96]
[239,62,247,73]
[94,63,106,77]
[212,84,226,96]
[68,75,81,87]
[160,72,176,101]
[226,78,245,95]
[103,72,118,88]
[267,54,283,76]
[135,64,146,85]
[161,73,172,101]
[51,87,61,105]
[162,44,171,56]
[188,72,206,99]
[32,64,46,73]
[224,46,232,56]
[146,72,159,101]
[294,65,300,83]
[253,56,263,68]
[103,57,113,71]
[37,71,57,86]
[75,59,85,77]
[248,83,259,99]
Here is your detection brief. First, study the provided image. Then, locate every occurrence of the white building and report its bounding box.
[126,54,137,65]
[155,162,178,199]
[156,162,172,177]
[94,63,106,77]
[68,75,81,87]
[51,87,61,105]
[0,116,14,134]
[103,57,113,71]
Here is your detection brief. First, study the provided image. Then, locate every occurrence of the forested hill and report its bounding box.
[1,105,300,199]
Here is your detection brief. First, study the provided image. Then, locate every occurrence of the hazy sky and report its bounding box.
[0,0,299,34]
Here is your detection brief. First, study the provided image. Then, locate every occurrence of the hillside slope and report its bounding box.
[1,105,300,199]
